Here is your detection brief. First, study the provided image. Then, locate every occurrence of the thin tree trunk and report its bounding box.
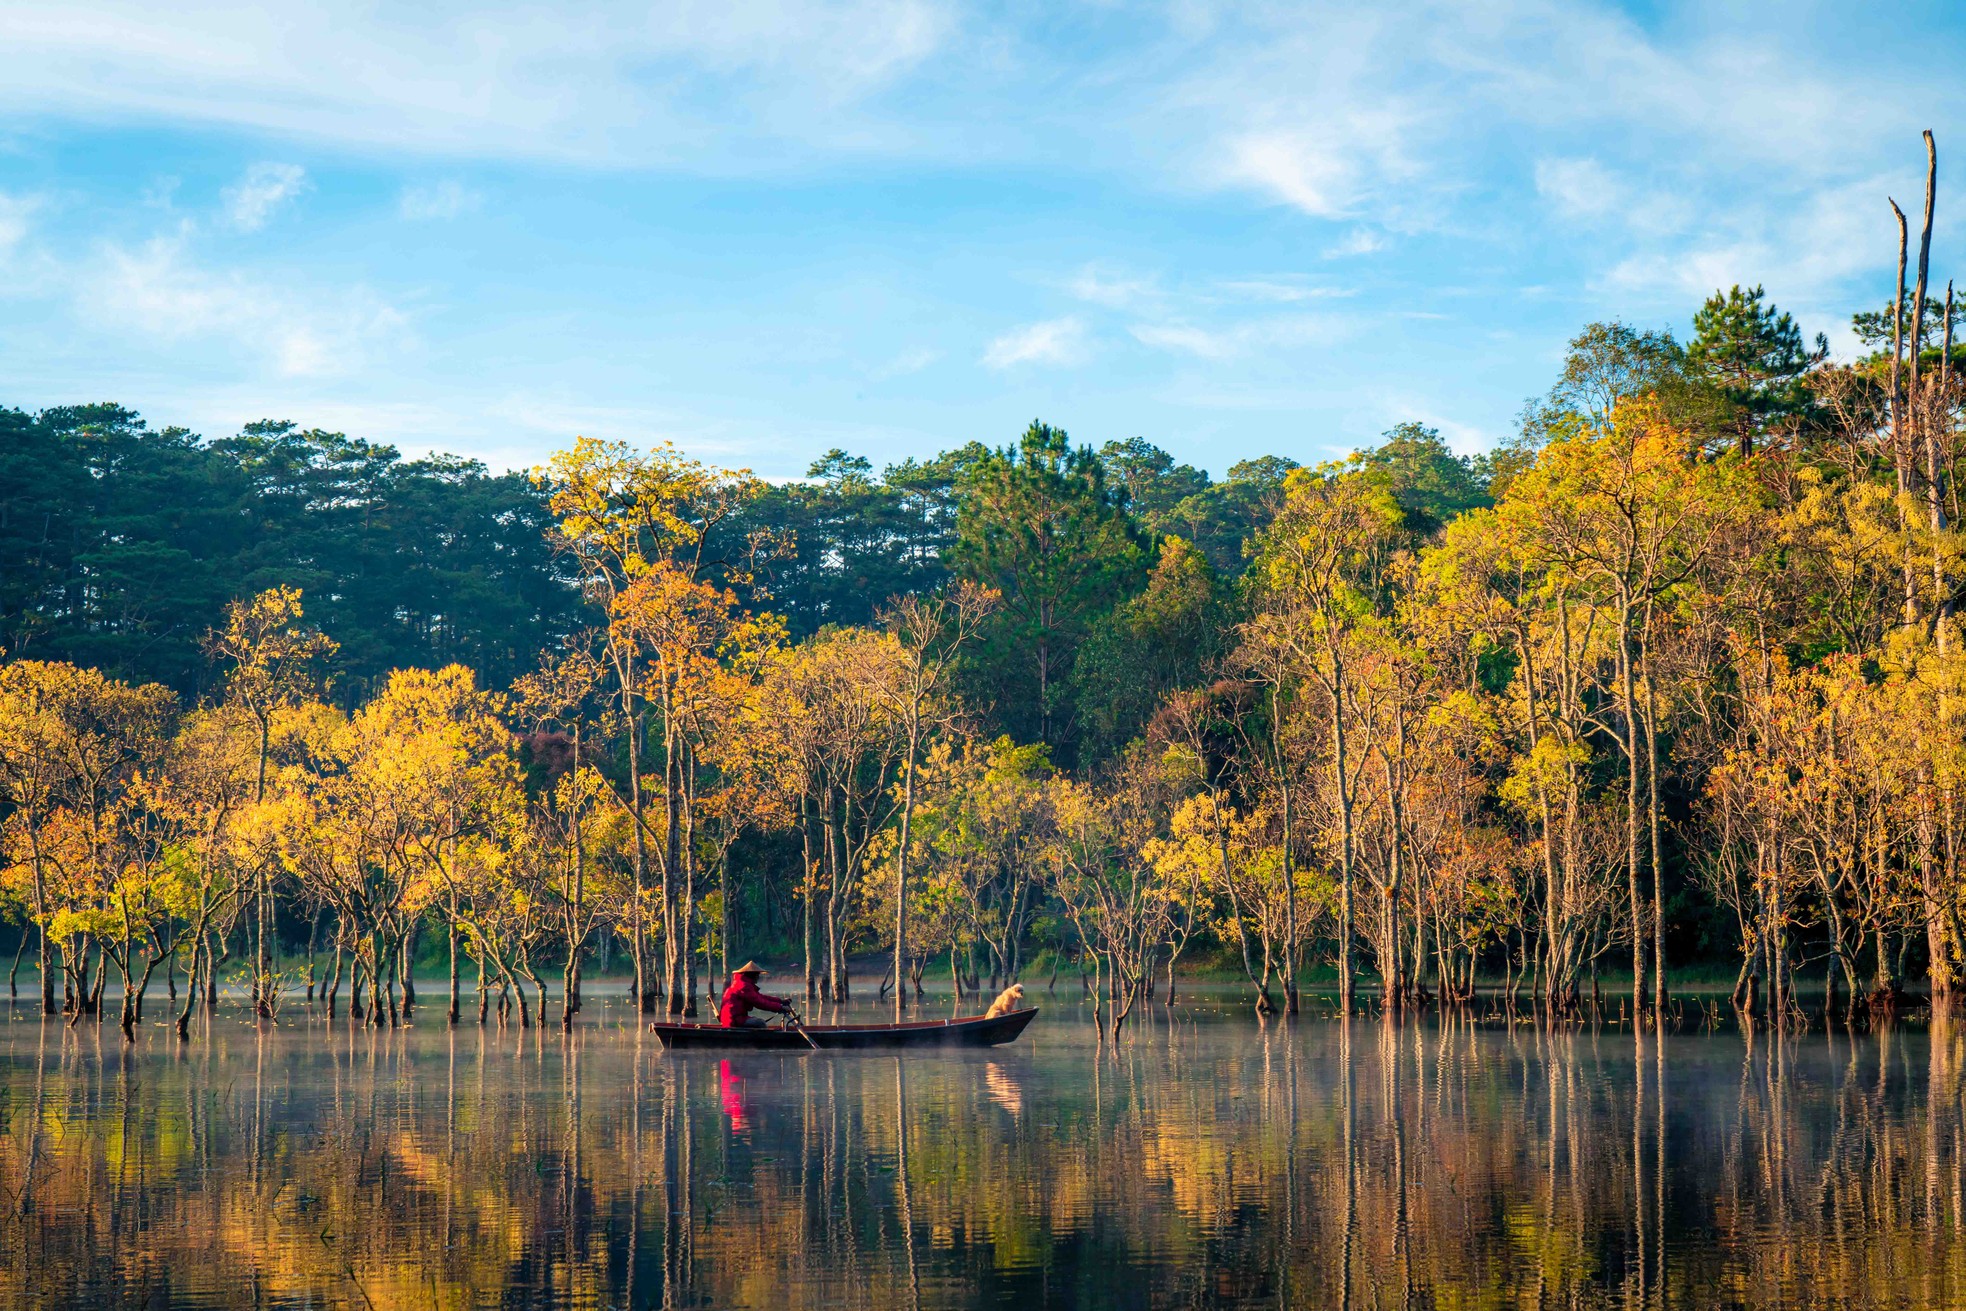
[893,724,920,1021]
[623,646,652,1014]
[802,795,818,1001]
[1333,657,1356,1016]
[681,745,699,1018]
[175,937,202,1040]
[1618,597,1647,1018]
[1642,618,1666,1015]
[1273,677,1300,1015]
[663,668,685,1016]
[8,926,27,999]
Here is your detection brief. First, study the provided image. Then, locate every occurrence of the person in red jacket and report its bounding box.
[719,961,794,1029]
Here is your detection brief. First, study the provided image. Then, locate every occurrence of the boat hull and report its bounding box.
[651,1006,1038,1051]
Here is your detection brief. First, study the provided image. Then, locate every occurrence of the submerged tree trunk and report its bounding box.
[623,648,653,1015]
[1642,625,1667,1016]
[175,937,202,1040]
[1334,660,1356,1016]
[1617,598,1647,1019]
[893,735,920,1021]
[448,915,462,1025]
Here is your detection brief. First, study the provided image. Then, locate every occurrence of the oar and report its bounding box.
[784,1008,820,1051]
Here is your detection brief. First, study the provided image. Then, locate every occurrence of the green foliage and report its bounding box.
[1354,422,1491,535]
[733,444,978,636]
[1097,438,1212,533]
[1686,285,1827,454]
[0,407,580,700]
[1851,295,1950,351]
[1071,537,1231,763]
[1516,320,1726,460]
[951,421,1148,758]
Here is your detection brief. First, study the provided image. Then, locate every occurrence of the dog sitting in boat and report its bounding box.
[983,983,1026,1019]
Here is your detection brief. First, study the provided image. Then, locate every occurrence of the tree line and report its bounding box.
[5,140,1966,1038]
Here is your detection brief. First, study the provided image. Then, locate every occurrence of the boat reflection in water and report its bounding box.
[3,992,1966,1308]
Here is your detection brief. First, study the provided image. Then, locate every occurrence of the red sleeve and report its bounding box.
[741,981,790,1013]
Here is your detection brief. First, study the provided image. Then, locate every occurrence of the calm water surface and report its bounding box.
[2,989,1965,1309]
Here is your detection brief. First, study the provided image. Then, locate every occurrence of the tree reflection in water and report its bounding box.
[2,996,1965,1308]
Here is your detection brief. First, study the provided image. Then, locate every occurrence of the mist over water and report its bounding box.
[2,991,1964,1308]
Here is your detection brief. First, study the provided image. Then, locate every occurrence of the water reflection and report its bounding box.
[2,995,1965,1307]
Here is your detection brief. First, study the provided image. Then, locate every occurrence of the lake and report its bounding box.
[1,988,1963,1308]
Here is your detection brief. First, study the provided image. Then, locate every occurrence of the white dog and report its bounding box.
[983,982,1026,1019]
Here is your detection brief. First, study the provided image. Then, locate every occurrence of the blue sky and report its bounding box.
[1,1,1959,479]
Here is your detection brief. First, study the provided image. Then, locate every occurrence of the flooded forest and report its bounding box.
[10,1,1966,1302]
[4,124,1966,1311]
[12,193,1966,1032]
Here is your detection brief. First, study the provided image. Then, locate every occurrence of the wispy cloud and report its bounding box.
[1534,156,1618,220]
[1065,264,1159,310]
[1145,1,1948,315]
[1216,277,1354,304]
[1323,228,1384,259]
[0,192,36,256]
[0,1,957,168]
[983,316,1087,368]
[1130,314,1351,361]
[0,193,61,297]
[1217,128,1379,220]
[869,345,941,379]
[83,235,407,377]
[399,180,482,221]
[1599,173,1892,331]
[1535,156,1691,239]
[221,162,306,231]
[1129,322,1234,360]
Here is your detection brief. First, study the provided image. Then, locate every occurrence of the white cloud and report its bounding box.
[1065,264,1159,310]
[1534,156,1617,219]
[1535,155,1691,238]
[0,192,36,256]
[1323,228,1384,259]
[0,1,957,168]
[1600,174,1895,322]
[1216,278,1354,303]
[1130,322,1235,360]
[1603,245,1757,302]
[982,316,1087,368]
[1152,10,1426,223]
[1218,129,1367,220]
[399,180,482,221]
[0,193,63,299]
[1141,0,1951,315]
[1130,314,1351,361]
[83,235,408,377]
[869,345,940,379]
[221,162,306,231]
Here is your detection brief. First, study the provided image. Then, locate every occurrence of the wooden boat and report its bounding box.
[650,1006,1038,1051]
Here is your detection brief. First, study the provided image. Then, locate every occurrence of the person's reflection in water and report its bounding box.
[720,1058,750,1135]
